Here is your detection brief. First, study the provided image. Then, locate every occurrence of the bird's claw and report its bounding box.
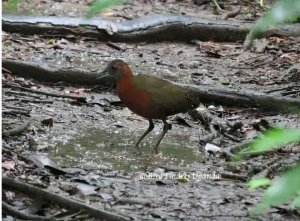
[151,147,159,155]
[133,146,142,156]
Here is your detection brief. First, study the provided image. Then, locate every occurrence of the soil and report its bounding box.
[2,0,300,220]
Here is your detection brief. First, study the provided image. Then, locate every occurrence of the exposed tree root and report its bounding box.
[3,14,300,43]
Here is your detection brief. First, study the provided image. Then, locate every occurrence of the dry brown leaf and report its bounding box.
[2,160,16,170]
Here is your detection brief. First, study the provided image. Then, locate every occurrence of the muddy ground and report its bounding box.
[2,0,300,220]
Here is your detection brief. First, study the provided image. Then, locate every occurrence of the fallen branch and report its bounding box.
[4,82,86,102]
[13,98,53,104]
[188,106,243,143]
[2,201,55,221]
[212,0,226,12]
[222,6,242,20]
[2,176,130,221]
[220,172,248,182]
[5,90,42,99]
[3,104,31,112]
[116,197,152,206]
[3,14,300,43]
[2,120,31,137]
[157,165,197,172]
[2,109,31,116]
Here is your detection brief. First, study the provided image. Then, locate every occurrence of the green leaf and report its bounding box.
[252,163,300,214]
[248,178,271,190]
[246,0,300,45]
[85,0,121,18]
[291,194,300,209]
[4,0,21,12]
[241,128,300,155]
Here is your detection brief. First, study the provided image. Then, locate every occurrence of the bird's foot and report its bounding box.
[132,150,142,156]
[133,146,142,156]
[151,147,160,155]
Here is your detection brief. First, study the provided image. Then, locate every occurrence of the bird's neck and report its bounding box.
[116,68,134,95]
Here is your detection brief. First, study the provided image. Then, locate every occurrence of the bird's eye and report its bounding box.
[111,65,117,71]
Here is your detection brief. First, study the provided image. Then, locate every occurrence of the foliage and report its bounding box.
[245,0,300,47]
[85,0,122,18]
[240,128,300,155]
[248,178,271,190]
[251,164,300,214]
[244,2,300,212]
[4,0,21,11]
[241,127,300,214]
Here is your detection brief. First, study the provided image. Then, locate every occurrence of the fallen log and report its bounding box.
[3,14,300,43]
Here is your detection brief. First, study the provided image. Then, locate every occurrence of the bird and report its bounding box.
[98,59,200,154]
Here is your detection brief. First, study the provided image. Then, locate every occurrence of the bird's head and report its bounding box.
[98,59,132,81]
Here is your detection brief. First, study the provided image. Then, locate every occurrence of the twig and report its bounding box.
[221,172,248,182]
[222,140,253,160]
[4,83,86,102]
[212,0,226,12]
[106,42,126,52]
[3,119,31,137]
[157,165,197,172]
[189,108,243,143]
[2,109,31,116]
[2,67,13,74]
[223,132,242,142]
[116,197,152,206]
[2,176,130,221]
[2,201,56,221]
[3,104,31,112]
[5,90,42,99]
[198,214,249,218]
[264,85,299,94]
[18,98,54,104]
[222,6,241,20]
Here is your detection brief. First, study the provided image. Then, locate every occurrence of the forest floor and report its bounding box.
[2,0,300,220]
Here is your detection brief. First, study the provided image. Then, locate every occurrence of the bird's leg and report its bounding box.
[135,119,154,151]
[153,120,172,154]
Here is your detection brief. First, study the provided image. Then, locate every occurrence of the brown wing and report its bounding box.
[133,75,198,118]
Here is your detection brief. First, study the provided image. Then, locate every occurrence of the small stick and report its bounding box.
[2,201,55,221]
[3,119,31,137]
[212,0,226,12]
[3,104,31,112]
[106,42,126,52]
[116,197,152,206]
[221,172,248,182]
[222,6,241,20]
[2,110,30,116]
[3,82,86,102]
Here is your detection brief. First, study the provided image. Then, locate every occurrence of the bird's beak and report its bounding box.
[96,67,111,80]
[96,73,109,80]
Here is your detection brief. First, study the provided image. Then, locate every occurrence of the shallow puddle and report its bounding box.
[49,128,203,171]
